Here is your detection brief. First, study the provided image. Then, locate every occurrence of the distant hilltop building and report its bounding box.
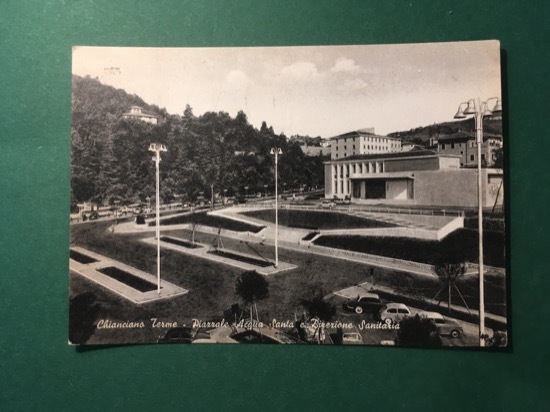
[330,129,402,160]
[401,142,425,152]
[436,131,502,167]
[122,106,158,125]
[300,146,329,157]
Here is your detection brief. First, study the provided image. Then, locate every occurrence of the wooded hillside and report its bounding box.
[71,75,326,205]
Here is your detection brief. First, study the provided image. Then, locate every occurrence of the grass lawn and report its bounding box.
[314,228,505,268]
[241,209,395,230]
[69,221,506,344]
[154,211,264,233]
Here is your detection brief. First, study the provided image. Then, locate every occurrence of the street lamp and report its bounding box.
[264,184,268,198]
[453,97,501,346]
[211,183,214,210]
[270,147,282,268]
[148,143,167,294]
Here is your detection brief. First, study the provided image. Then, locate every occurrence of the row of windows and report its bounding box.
[340,136,394,143]
[333,162,384,175]
[335,144,398,153]
[440,142,462,150]
[338,144,392,150]
[441,141,501,151]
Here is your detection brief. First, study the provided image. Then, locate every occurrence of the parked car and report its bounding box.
[417,311,464,338]
[342,293,384,314]
[333,195,351,205]
[157,327,210,344]
[318,200,336,209]
[342,332,363,345]
[330,327,363,345]
[378,303,412,324]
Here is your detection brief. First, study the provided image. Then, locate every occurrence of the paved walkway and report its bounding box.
[111,208,504,278]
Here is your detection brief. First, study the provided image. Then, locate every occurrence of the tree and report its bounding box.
[482,330,507,347]
[298,286,336,343]
[493,147,504,169]
[183,104,195,120]
[70,74,325,206]
[397,315,442,347]
[235,271,269,328]
[69,292,101,344]
[432,262,469,315]
[491,146,504,215]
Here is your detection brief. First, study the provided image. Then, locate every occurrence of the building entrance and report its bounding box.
[365,180,386,199]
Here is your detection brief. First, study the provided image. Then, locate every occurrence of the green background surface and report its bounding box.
[1,1,549,410]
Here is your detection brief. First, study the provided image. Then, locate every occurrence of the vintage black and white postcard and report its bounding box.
[69,41,507,347]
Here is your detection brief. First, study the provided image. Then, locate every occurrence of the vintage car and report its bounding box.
[378,303,412,324]
[342,293,384,314]
[417,311,464,338]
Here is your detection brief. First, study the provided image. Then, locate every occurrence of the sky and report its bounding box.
[72,41,502,138]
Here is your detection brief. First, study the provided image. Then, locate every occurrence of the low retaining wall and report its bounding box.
[318,227,441,241]
[288,239,436,276]
[436,216,464,240]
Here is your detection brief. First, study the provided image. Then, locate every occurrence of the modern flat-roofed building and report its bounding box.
[330,129,402,160]
[324,150,503,208]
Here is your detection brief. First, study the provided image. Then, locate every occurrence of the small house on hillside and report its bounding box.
[122,106,158,125]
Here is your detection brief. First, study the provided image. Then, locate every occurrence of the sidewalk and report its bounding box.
[112,208,504,279]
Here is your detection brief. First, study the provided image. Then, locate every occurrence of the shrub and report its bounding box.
[397,315,442,347]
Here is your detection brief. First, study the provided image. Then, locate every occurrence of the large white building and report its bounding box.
[324,150,503,208]
[330,129,402,160]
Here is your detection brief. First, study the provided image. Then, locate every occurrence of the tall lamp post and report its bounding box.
[211,183,214,210]
[149,143,167,294]
[453,97,501,346]
[270,147,282,268]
